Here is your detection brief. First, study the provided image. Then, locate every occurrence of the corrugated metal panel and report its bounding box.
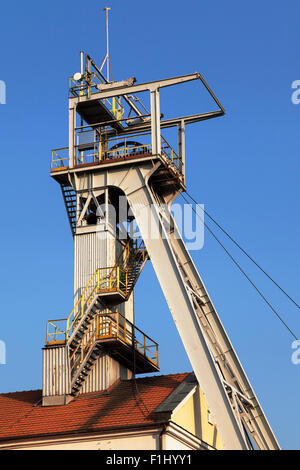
[119,290,134,323]
[116,237,123,260]
[72,204,135,395]
[74,229,115,302]
[42,346,70,397]
[79,354,122,394]
[42,346,130,397]
[74,227,134,319]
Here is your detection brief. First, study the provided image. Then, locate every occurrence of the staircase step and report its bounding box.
[67,241,148,394]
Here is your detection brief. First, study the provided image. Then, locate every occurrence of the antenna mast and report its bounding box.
[100,7,112,82]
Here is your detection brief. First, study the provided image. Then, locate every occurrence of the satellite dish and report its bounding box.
[73,72,83,82]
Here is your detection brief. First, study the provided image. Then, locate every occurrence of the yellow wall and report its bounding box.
[172,386,224,450]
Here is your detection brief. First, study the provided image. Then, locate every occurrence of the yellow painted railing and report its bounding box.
[46,320,66,344]
[70,311,159,376]
[69,76,124,120]
[46,265,127,344]
[50,133,183,178]
[46,239,147,345]
[161,135,182,172]
[50,147,69,171]
[120,237,146,270]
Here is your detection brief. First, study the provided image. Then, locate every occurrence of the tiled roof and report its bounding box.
[0,373,191,442]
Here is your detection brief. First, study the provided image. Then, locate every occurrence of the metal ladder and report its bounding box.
[61,184,77,236]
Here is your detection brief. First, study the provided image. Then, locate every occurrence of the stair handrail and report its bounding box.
[70,311,159,379]
[46,238,147,344]
[66,268,100,339]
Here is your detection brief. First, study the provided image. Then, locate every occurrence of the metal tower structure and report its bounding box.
[42,44,280,449]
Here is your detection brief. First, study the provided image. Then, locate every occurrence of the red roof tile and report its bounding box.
[0,373,190,442]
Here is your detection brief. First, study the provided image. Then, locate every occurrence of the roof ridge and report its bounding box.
[0,389,42,397]
[0,373,193,397]
[0,372,194,442]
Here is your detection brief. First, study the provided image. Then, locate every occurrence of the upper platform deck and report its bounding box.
[50,130,185,192]
[51,55,225,198]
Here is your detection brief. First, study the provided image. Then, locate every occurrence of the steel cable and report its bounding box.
[180,192,298,340]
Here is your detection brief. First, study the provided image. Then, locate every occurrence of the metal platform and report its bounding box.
[76,99,124,131]
[93,337,159,374]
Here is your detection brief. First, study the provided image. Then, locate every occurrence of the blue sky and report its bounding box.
[0,0,299,449]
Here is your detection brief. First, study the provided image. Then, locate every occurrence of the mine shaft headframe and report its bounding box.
[70,53,225,128]
[68,53,225,176]
[91,71,226,128]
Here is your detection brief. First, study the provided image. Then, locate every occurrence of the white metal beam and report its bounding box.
[102,163,249,450]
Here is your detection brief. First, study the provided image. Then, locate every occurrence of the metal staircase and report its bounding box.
[69,311,159,396]
[46,238,149,394]
[61,184,77,237]
[70,334,104,396]
[47,238,147,344]
[119,238,148,295]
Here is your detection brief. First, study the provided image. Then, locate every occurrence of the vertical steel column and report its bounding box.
[80,51,84,76]
[178,120,185,179]
[105,187,109,230]
[150,89,161,155]
[105,164,248,449]
[69,104,75,169]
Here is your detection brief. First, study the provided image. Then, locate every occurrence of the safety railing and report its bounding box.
[50,133,183,179]
[69,76,124,121]
[69,77,101,99]
[50,147,69,171]
[70,311,159,376]
[161,135,183,173]
[46,239,147,345]
[73,140,152,166]
[119,237,147,271]
[46,265,128,345]
[46,320,67,344]
[74,132,152,166]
